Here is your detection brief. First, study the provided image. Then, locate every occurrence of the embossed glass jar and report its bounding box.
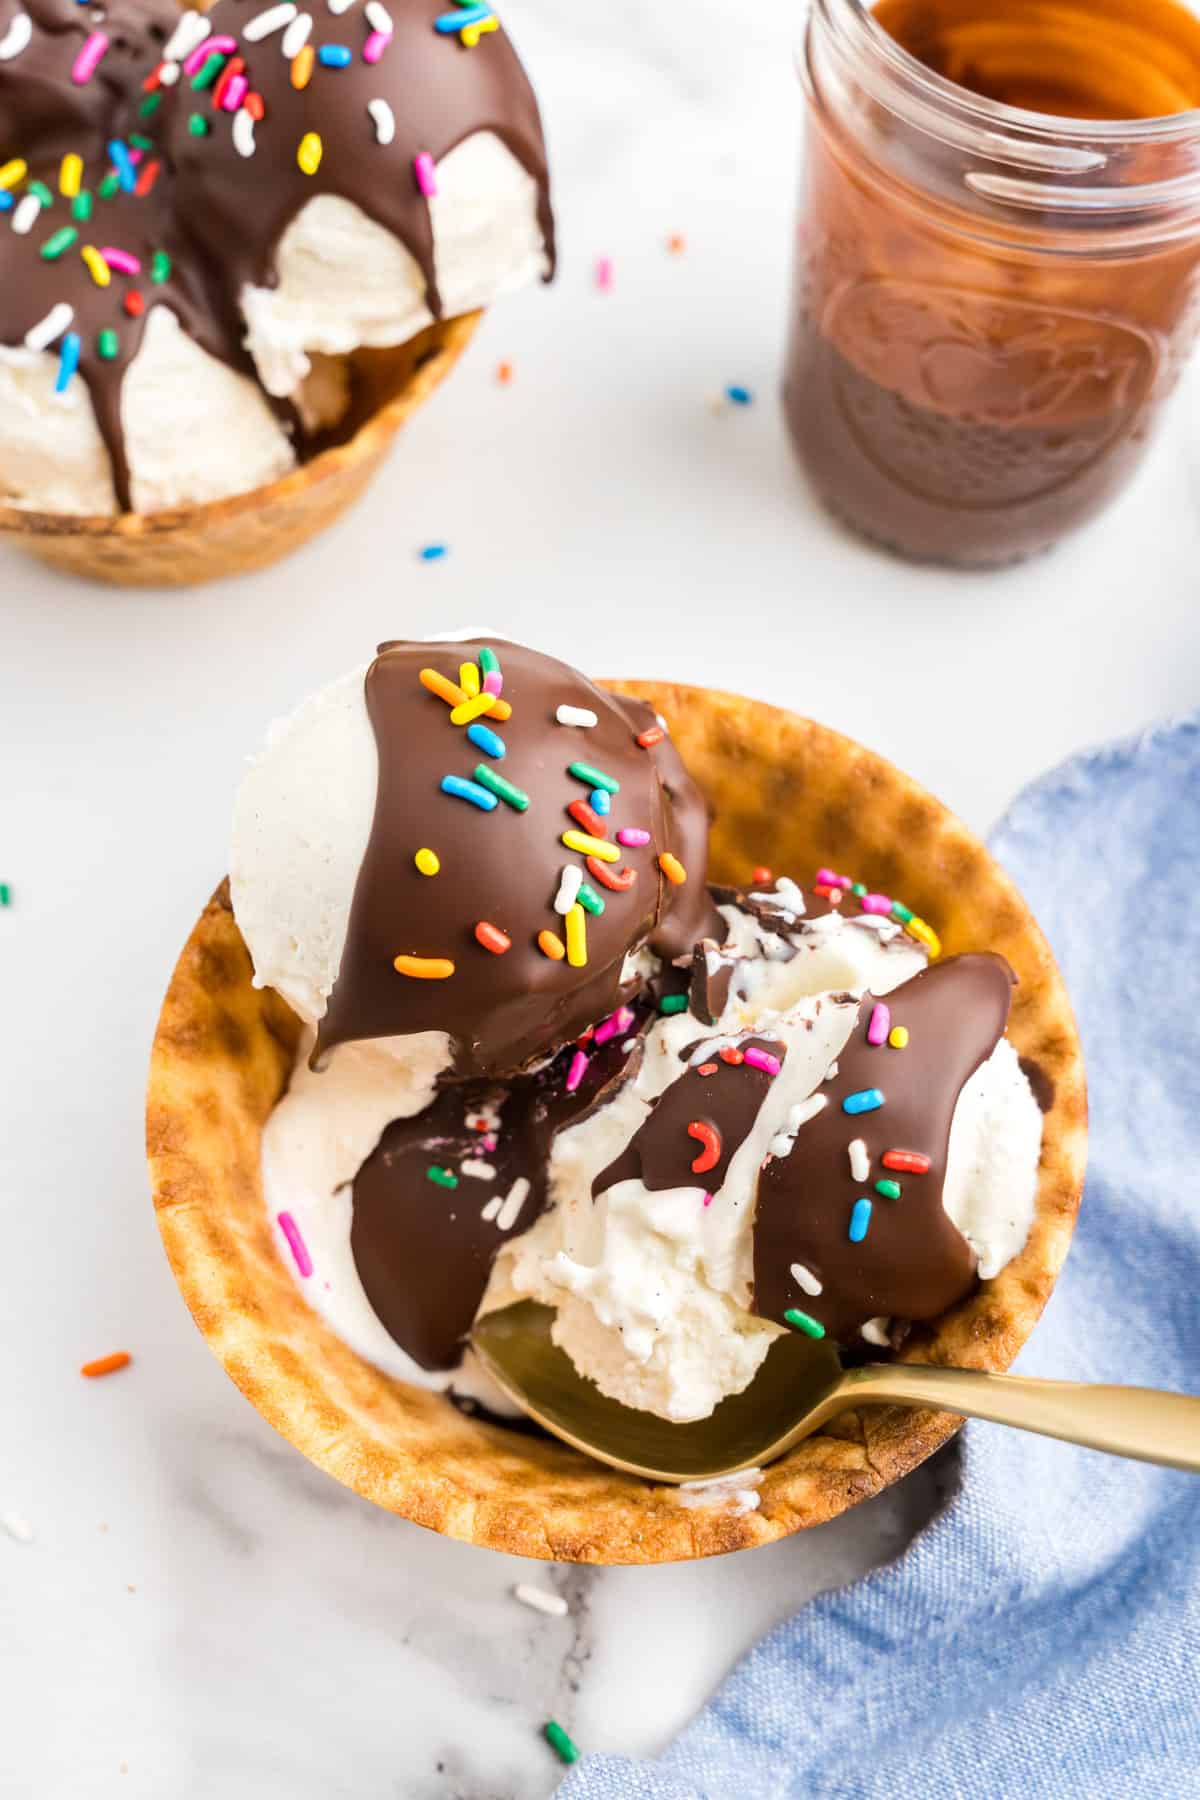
[784,0,1200,566]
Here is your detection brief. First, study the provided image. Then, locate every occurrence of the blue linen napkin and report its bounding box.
[560,716,1200,1799]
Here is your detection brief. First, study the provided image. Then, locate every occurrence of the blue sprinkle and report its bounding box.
[107,139,137,193]
[418,544,448,561]
[590,788,611,816]
[55,332,82,395]
[435,3,492,29]
[0,193,12,212]
[842,1088,884,1116]
[318,43,353,65]
[849,1198,873,1244]
[441,775,497,811]
[725,384,754,406]
[467,722,506,760]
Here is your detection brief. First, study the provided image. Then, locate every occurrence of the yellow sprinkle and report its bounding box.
[537,929,566,962]
[420,667,468,708]
[60,153,83,199]
[461,13,498,44]
[393,954,455,979]
[292,46,315,90]
[414,848,440,877]
[889,1026,909,1049]
[658,853,687,886]
[0,158,27,192]
[906,917,941,958]
[81,245,110,288]
[562,830,618,862]
[297,130,322,176]
[459,662,480,699]
[449,693,499,727]
[564,903,587,968]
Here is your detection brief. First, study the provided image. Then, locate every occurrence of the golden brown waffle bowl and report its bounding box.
[0,312,479,589]
[146,684,1087,1564]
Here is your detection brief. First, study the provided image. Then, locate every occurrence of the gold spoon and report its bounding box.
[471,1302,1200,1484]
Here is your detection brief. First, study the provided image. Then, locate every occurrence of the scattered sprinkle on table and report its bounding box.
[544,1721,581,1765]
[81,1352,131,1379]
[496,360,514,384]
[594,255,613,291]
[514,1583,568,1617]
[667,232,686,253]
[419,543,448,561]
[1,1512,33,1544]
[0,883,10,906]
[725,384,754,406]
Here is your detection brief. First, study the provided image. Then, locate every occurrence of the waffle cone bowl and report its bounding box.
[146,684,1086,1565]
[0,313,478,590]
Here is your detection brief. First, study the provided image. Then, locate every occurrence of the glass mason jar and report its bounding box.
[784,0,1200,567]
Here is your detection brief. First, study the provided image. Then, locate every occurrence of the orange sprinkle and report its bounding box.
[658,852,687,885]
[291,43,314,88]
[393,954,455,979]
[667,232,686,254]
[752,865,773,886]
[719,1046,744,1065]
[496,360,514,384]
[537,929,566,961]
[244,90,265,122]
[81,1352,131,1379]
[420,666,469,707]
[475,921,511,955]
[637,725,666,749]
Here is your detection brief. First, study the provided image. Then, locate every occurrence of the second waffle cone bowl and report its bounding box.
[146,683,1087,1565]
[0,313,479,590]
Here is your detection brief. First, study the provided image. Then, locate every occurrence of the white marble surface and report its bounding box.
[4,0,1200,1793]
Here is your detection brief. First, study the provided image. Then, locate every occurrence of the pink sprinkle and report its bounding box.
[221,73,247,112]
[414,151,437,197]
[815,868,840,888]
[595,256,614,291]
[593,1006,634,1048]
[617,828,651,848]
[867,1002,891,1046]
[71,31,109,84]
[278,1211,312,1279]
[861,893,892,915]
[101,248,141,275]
[482,671,503,697]
[363,29,390,62]
[743,1046,782,1078]
[838,875,855,892]
[565,1050,589,1094]
[184,35,234,75]
[481,1134,498,1153]
[702,1192,714,1207]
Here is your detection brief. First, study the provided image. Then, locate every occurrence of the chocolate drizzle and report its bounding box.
[317,640,723,1078]
[0,0,170,153]
[752,954,1015,1343]
[688,939,732,1026]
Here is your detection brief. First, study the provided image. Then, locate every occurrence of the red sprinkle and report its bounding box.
[135,158,160,197]
[813,883,843,902]
[882,1149,931,1174]
[752,865,773,885]
[697,1062,718,1076]
[567,798,606,837]
[244,90,265,121]
[123,291,145,317]
[719,1047,744,1065]
[687,1120,721,1175]
[142,64,162,91]
[81,1352,131,1379]
[475,921,511,955]
[586,855,637,893]
[212,54,244,109]
[636,725,666,749]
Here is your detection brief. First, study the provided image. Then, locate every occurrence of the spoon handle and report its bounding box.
[844,1365,1200,1472]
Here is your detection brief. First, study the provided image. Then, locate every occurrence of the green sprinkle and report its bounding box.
[27,180,53,208]
[426,1166,458,1190]
[138,92,162,118]
[39,226,78,261]
[543,1722,580,1766]
[891,901,913,924]
[568,761,620,795]
[575,881,606,916]
[187,112,211,138]
[784,1308,826,1339]
[130,133,154,151]
[658,993,689,1015]
[72,190,93,221]
[0,883,10,907]
[191,51,225,90]
[97,329,119,361]
[151,250,171,284]
[478,646,499,675]
[874,1178,901,1200]
[98,172,120,199]
[473,764,529,812]
[850,882,867,897]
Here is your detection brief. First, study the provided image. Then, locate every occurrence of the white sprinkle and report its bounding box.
[0,11,32,59]
[158,59,180,85]
[481,1195,502,1223]
[243,1,297,38]
[11,193,41,235]
[327,0,358,11]
[364,0,392,30]
[848,1138,869,1183]
[824,1061,839,1082]
[367,98,395,145]
[232,109,256,157]
[862,1317,891,1348]
[460,1159,496,1181]
[1,1512,33,1543]
[555,704,598,728]
[655,713,669,733]
[24,302,73,351]
[554,864,582,916]
[163,9,210,61]
[514,1583,568,1617]
[621,1037,637,1052]
[281,12,312,56]
[790,1262,823,1297]
[496,1177,531,1233]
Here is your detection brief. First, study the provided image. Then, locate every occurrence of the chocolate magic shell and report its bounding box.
[0,0,171,153]
[317,639,723,1077]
